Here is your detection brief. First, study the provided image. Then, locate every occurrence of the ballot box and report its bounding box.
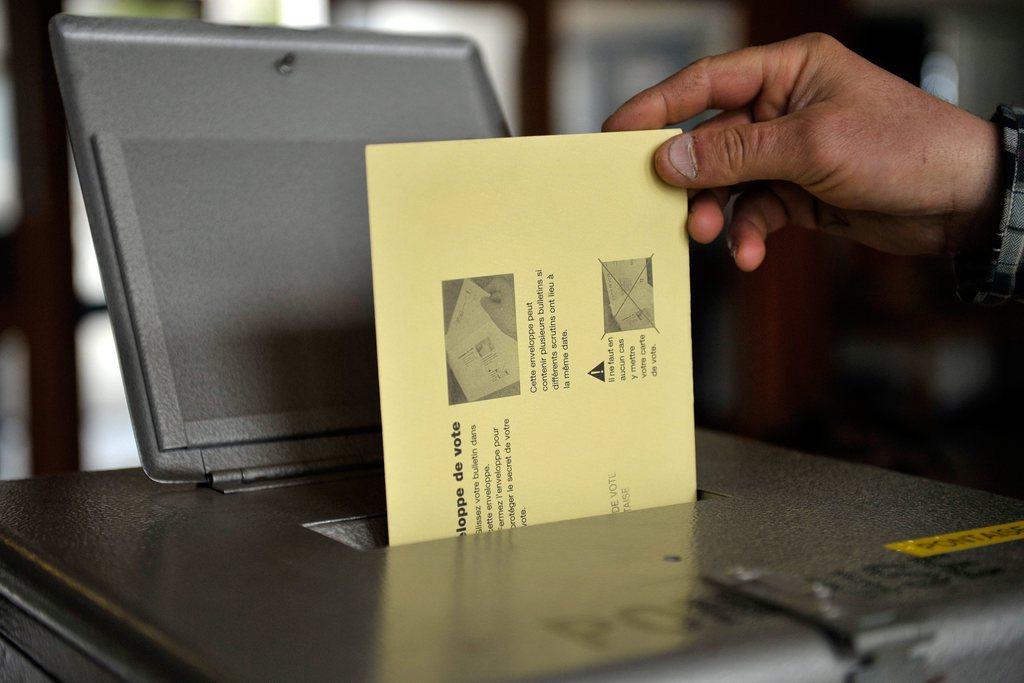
[0,15,1020,682]
[2,434,1024,681]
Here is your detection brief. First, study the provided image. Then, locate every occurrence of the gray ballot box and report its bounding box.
[0,14,1020,682]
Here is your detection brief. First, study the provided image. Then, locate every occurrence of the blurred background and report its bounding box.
[1,0,1023,496]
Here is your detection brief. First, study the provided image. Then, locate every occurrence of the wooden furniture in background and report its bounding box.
[5,0,78,474]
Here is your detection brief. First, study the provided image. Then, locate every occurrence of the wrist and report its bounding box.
[946,119,1003,254]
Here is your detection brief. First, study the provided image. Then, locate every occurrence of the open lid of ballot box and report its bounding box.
[51,14,508,485]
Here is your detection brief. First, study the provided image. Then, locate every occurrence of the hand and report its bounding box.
[603,33,1003,271]
[481,277,517,339]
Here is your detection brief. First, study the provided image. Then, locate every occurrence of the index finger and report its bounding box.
[602,37,808,132]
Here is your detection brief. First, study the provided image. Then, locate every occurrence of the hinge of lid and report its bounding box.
[206,456,380,494]
[706,566,933,683]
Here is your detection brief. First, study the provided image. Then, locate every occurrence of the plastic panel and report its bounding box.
[50,15,509,481]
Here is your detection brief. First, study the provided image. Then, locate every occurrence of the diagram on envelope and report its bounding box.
[443,277,520,404]
[601,256,655,333]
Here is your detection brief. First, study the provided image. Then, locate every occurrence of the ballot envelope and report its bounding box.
[0,14,1021,682]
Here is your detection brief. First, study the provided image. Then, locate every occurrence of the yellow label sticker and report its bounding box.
[886,520,1024,557]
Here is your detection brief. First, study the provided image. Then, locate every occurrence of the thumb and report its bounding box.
[655,120,808,189]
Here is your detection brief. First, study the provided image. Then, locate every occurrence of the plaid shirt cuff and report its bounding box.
[955,104,1024,304]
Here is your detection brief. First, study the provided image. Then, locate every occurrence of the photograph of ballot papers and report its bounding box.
[601,256,656,333]
[442,275,520,404]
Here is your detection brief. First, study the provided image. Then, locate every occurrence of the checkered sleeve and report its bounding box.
[955,105,1024,304]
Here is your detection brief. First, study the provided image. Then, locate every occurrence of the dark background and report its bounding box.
[1,0,1023,497]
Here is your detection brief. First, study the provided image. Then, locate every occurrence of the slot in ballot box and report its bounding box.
[0,15,1020,682]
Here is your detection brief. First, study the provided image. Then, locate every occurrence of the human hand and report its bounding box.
[603,33,1003,271]
[481,277,517,339]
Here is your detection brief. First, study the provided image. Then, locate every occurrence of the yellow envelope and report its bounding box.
[366,129,695,546]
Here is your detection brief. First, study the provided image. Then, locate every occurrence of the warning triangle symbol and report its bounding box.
[588,362,605,382]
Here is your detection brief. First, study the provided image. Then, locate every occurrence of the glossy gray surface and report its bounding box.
[0,431,1022,681]
[51,15,508,482]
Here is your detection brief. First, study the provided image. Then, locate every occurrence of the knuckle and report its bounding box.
[797,111,845,175]
[731,191,759,218]
[674,57,713,98]
[634,86,660,108]
[628,86,671,121]
[791,116,823,160]
[688,56,713,76]
[738,190,778,226]
[801,32,841,54]
[718,126,752,176]
[786,113,815,144]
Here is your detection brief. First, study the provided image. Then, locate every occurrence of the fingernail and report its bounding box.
[725,234,737,260]
[667,133,697,180]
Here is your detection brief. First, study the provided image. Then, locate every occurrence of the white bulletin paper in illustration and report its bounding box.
[444,279,519,402]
